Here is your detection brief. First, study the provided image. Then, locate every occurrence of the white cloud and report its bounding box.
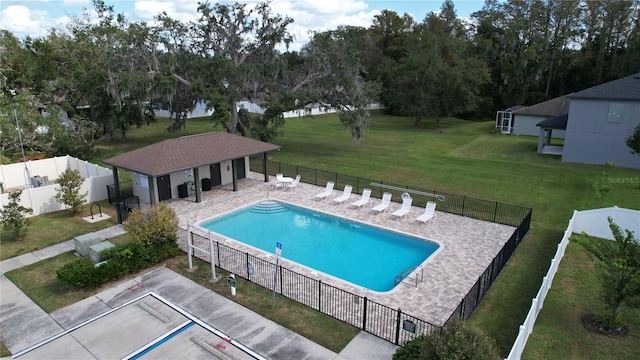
[0,5,51,38]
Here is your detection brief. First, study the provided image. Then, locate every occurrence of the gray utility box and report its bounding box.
[89,241,115,264]
[74,232,105,256]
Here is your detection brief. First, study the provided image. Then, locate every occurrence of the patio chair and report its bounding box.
[272,179,284,191]
[371,192,392,213]
[313,181,334,200]
[350,188,372,209]
[391,196,413,219]
[332,185,353,204]
[285,174,301,190]
[415,201,437,224]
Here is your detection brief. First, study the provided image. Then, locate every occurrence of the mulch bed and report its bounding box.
[581,313,629,337]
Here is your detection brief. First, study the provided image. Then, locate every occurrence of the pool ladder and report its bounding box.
[251,201,288,214]
[394,265,424,288]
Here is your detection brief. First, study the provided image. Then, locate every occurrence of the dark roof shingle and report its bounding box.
[104,132,280,176]
[514,95,571,117]
[569,73,640,101]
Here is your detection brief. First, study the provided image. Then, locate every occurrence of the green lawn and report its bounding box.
[2,112,639,358]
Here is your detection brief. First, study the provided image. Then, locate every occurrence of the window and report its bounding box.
[607,103,624,123]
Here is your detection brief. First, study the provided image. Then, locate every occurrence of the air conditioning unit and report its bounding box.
[31,175,43,188]
[89,241,115,264]
[74,232,105,256]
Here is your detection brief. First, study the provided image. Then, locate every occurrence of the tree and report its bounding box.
[55,169,87,215]
[382,4,489,126]
[577,217,640,328]
[0,191,33,240]
[193,1,294,136]
[626,123,640,156]
[393,320,499,360]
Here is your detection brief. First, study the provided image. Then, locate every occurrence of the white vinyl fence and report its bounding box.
[0,156,113,217]
[506,206,640,360]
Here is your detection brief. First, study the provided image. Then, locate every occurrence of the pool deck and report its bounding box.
[166,173,515,327]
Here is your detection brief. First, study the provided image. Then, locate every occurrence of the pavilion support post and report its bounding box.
[232,160,238,191]
[194,167,201,203]
[263,152,269,182]
[148,175,156,205]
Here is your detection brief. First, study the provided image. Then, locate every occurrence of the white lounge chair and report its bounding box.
[415,201,437,224]
[286,174,301,190]
[392,196,413,218]
[350,188,372,208]
[371,192,392,213]
[332,185,353,204]
[313,181,334,200]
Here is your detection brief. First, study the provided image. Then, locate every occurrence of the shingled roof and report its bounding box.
[569,72,640,101]
[104,132,280,176]
[514,95,571,117]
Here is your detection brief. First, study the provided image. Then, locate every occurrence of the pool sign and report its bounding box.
[227,275,236,288]
[275,242,282,259]
[272,242,282,308]
[403,320,416,333]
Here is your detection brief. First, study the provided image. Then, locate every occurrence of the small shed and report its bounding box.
[104,132,280,221]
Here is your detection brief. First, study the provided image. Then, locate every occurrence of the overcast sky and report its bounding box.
[0,1,484,51]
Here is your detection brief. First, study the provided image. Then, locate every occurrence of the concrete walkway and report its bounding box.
[0,225,398,359]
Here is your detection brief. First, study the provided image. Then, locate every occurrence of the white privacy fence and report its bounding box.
[0,156,113,217]
[506,206,640,360]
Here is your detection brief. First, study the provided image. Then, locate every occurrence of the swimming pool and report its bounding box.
[199,201,439,292]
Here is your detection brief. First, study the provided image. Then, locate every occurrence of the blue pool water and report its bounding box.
[200,201,439,292]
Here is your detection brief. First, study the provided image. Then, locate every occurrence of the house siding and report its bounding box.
[513,114,566,138]
[562,99,640,169]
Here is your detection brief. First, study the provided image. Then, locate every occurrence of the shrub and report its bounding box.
[393,321,499,360]
[124,204,178,245]
[57,234,181,289]
[56,258,101,289]
[0,190,33,240]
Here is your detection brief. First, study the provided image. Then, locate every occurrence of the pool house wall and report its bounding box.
[182,159,532,345]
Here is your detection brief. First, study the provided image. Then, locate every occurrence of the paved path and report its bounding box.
[0,225,399,359]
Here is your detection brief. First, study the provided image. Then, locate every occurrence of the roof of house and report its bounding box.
[103,132,280,176]
[513,95,571,117]
[536,114,568,130]
[569,72,640,101]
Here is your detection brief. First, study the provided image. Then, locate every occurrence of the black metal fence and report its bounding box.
[106,181,139,222]
[185,159,533,345]
[186,230,442,345]
[256,160,531,227]
[445,210,532,323]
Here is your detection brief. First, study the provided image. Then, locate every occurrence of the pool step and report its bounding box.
[251,201,288,214]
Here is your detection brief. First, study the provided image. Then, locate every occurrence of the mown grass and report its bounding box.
[0,200,118,260]
[2,112,639,357]
[522,239,640,359]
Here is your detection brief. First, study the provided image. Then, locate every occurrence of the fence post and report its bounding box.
[494,201,498,222]
[318,280,322,311]
[395,308,402,345]
[462,196,466,216]
[279,266,283,294]
[246,252,250,279]
[362,297,368,330]
[216,242,221,268]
